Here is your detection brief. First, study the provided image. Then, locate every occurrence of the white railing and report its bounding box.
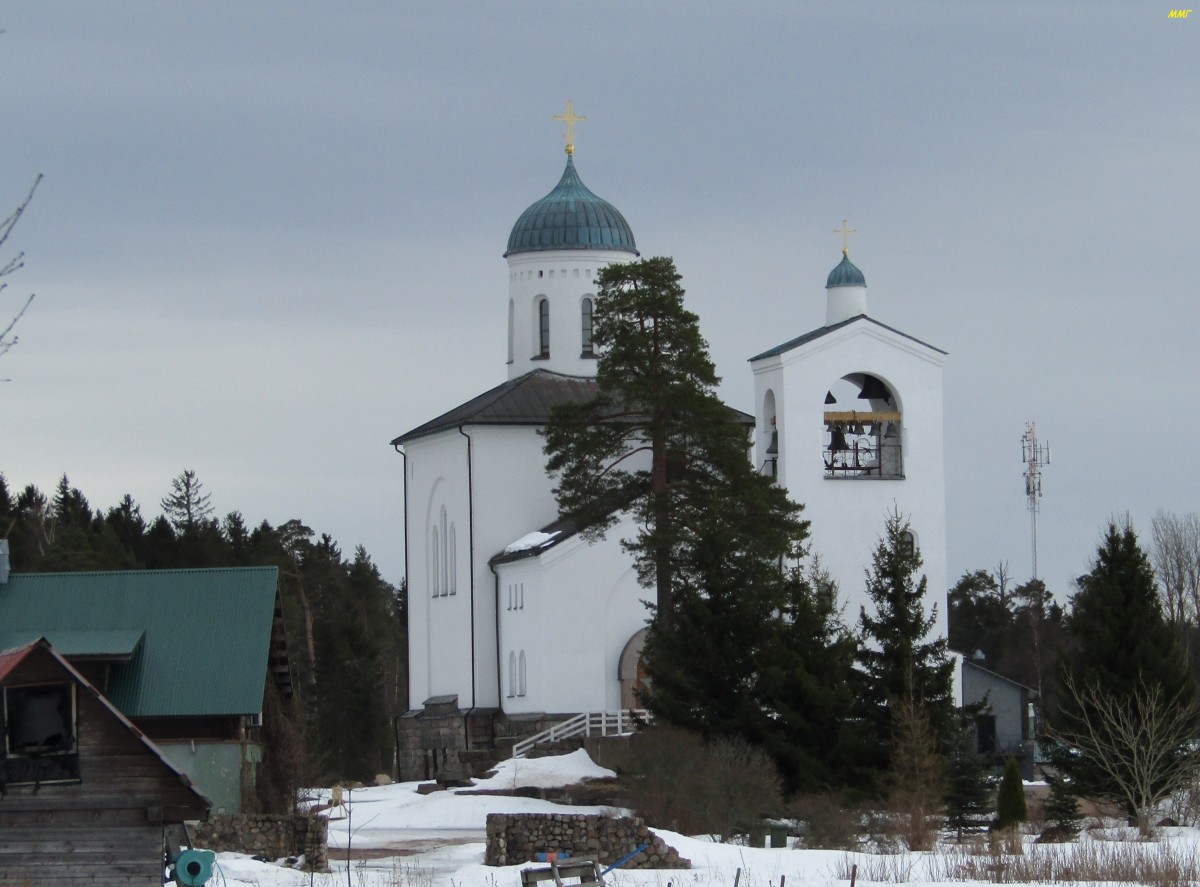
[511,710,650,759]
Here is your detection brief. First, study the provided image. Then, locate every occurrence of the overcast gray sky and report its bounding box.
[2,2,1196,602]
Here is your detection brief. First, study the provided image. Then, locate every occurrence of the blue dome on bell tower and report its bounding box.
[826,252,867,288]
[504,155,638,258]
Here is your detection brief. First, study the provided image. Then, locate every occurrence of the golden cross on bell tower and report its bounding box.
[553,100,587,155]
[834,219,858,256]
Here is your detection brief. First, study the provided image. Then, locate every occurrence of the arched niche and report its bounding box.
[822,372,903,479]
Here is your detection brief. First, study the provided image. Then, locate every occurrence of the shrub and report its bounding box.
[995,756,1028,831]
[621,725,783,840]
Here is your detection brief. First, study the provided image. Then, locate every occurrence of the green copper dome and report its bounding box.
[826,252,866,288]
[505,156,638,258]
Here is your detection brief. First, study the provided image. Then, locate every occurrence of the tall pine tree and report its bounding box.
[542,257,802,629]
[544,256,828,786]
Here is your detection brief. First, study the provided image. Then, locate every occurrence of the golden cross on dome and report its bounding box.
[553,100,587,155]
[835,219,858,255]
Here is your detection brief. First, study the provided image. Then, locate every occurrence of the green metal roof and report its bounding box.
[0,628,144,659]
[826,252,866,288]
[0,567,279,718]
[505,155,638,257]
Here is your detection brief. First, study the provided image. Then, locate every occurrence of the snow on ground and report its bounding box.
[204,750,1200,887]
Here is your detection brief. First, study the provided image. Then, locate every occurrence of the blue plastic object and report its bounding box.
[175,848,216,886]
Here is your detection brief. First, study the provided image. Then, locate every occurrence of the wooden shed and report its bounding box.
[0,638,210,886]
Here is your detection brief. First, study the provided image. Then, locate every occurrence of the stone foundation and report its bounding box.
[192,813,328,871]
[395,697,585,783]
[486,813,689,869]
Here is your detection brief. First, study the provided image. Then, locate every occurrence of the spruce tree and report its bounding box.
[160,468,214,535]
[943,722,992,841]
[854,509,956,792]
[1050,522,1198,819]
[1041,773,1082,841]
[995,755,1028,830]
[756,565,858,794]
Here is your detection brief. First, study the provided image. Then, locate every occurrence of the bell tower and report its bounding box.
[749,235,948,636]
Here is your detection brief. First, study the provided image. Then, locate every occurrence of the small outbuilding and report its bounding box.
[961,657,1038,778]
[0,637,211,885]
[0,565,292,812]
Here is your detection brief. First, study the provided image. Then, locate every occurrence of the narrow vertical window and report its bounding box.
[508,652,516,698]
[440,507,449,597]
[536,298,550,358]
[580,298,594,356]
[518,651,527,697]
[431,527,440,597]
[448,524,457,595]
[507,299,515,365]
[519,583,525,610]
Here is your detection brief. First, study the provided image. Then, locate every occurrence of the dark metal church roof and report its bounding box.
[391,370,600,445]
[748,315,947,362]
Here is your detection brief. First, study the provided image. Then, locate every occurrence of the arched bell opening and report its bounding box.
[761,389,779,479]
[822,373,903,479]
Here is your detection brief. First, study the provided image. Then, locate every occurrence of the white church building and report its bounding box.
[391,130,947,780]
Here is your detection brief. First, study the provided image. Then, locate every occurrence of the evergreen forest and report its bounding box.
[0,470,405,810]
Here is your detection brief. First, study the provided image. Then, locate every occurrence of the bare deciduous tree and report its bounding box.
[889,692,946,850]
[0,175,42,365]
[1046,673,1200,837]
[1151,510,1200,636]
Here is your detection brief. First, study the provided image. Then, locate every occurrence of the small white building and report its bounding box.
[392,140,948,780]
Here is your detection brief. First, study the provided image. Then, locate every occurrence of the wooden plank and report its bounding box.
[823,410,901,423]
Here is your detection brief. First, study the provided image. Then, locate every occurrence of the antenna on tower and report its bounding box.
[1021,421,1051,580]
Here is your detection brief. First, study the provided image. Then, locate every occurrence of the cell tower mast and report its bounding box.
[1021,421,1051,579]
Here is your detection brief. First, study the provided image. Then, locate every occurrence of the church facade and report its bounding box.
[392,129,947,780]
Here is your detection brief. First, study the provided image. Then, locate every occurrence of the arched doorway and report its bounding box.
[618,628,650,710]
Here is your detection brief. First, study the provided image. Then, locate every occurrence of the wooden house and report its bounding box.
[0,638,210,885]
[0,566,292,812]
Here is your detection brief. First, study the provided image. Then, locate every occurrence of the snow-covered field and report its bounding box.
[204,750,1200,887]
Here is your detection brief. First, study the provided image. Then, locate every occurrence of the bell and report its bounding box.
[828,427,849,452]
[858,375,892,403]
[766,430,778,455]
[884,422,898,439]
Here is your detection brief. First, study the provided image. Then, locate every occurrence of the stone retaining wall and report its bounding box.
[486,813,689,870]
[193,813,328,871]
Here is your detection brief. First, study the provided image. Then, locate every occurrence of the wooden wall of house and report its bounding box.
[0,647,208,887]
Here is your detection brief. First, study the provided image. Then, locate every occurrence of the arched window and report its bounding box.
[448,524,457,595]
[507,299,515,365]
[823,373,903,479]
[431,527,440,598]
[535,298,550,359]
[580,298,594,357]
[440,507,449,596]
[518,651,527,697]
[507,652,516,698]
